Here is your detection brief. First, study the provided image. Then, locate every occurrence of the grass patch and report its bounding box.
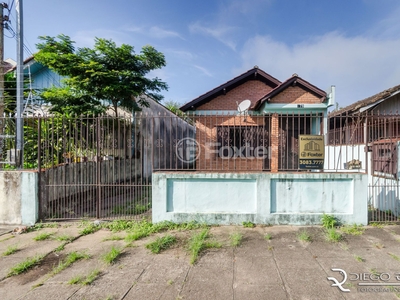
[51,251,90,275]
[79,221,101,235]
[354,255,364,262]
[0,235,15,242]
[146,234,177,254]
[388,253,400,261]
[103,235,124,241]
[101,246,123,265]
[242,221,255,228]
[187,228,221,265]
[104,219,203,233]
[229,232,243,247]
[370,222,384,228]
[264,233,272,240]
[297,230,312,242]
[8,254,45,276]
[81,269,101,285]
[68,274,84,285]
[321,214,338,229]
[54,234,74,242]
[33,232,54,241]
[340,224,365,236]
[2,245,19,256]
[54,242,68,253]
[324,228,342,243]
[123,220,205,243]
[68,269,101,285]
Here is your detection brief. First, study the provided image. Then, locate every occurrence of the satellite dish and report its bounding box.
[237,99,251,114]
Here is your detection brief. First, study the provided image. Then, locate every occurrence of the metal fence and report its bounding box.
[0,111,399,222]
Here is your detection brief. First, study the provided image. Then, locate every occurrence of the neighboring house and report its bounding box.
[329,84,400,177]
[6,56,63,107]
[180,66,333,172]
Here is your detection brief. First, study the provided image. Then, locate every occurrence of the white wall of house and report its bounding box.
[324,145,366,172]
[153,172,368,225]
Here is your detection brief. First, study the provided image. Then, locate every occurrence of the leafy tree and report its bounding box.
[34,34,168,117]
[4,72,17,114]
[164,100,184,116]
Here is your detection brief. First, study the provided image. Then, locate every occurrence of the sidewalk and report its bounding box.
[0,222,400,299]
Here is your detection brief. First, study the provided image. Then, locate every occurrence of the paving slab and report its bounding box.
[0,226,13,236]
[0,223,400,299]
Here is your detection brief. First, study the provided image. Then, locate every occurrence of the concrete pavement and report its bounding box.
[0,223,400,299]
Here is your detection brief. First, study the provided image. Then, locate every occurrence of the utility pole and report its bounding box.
[0,3,7,170]
[16,0,23,168]
[0,2,7,118]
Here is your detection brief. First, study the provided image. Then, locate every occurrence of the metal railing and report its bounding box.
[0,111,399,222]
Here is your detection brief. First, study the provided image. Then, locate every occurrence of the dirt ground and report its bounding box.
[1,222,400,300]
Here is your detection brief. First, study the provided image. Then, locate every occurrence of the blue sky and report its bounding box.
[4,0,400,109]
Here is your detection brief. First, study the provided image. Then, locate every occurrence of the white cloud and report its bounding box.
[193,65,213,77]
[125,26,145,33]
[72,30,127,48]
[189,22,237,51]
[166,49,196,60]
[239,32,400,106]
[149,26,185,40]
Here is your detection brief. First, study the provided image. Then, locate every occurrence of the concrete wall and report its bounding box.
[153,172,368,225]
[0,171,38,225]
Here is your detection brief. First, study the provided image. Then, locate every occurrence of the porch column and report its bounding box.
[271,113,279,172]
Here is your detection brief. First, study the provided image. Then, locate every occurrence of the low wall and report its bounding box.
[152,172,368,225]
[0,171,38,225]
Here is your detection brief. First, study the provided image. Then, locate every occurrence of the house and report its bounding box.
[328,84,400,177]
[328,84,400,221]
[180,66,333,172]
[152,67,368,226]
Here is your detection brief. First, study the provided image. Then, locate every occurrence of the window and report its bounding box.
[216,126,268,159]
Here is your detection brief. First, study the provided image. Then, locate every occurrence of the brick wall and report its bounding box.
[197,80,274,110]
[270,114,279,172]
[269,86,321,104]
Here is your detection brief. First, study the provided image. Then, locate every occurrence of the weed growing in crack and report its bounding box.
[321,214,338,229]
[51,251,90,275]
[2,245,19,256]
[146,235,177,254]
[388,253,400,262]
[229,232,243,247]
[8,254,45,276]
[340,224,365,236]
[297,230,312,242]
[242,221,255,228]
[33,232,54,241]
[101,246,123,265]
[187,228,221,265]
[354,255,364,262]
[324,228,342,243]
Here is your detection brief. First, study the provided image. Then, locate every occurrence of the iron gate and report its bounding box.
[38,115,152,220]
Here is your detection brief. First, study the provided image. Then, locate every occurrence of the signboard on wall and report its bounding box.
[298,135,324,169]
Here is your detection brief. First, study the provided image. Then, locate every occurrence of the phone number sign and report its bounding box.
[298,135,324,169]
